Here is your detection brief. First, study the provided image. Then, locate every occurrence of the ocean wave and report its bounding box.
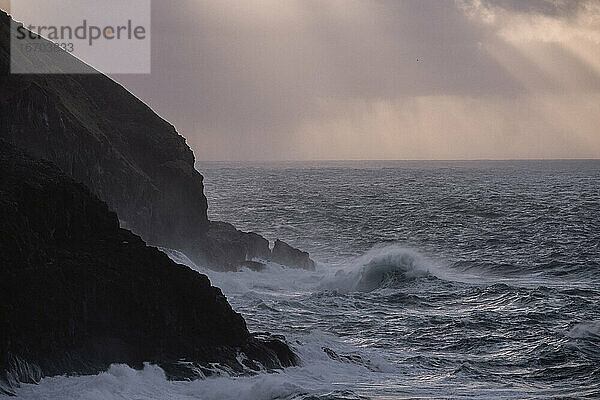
[567,321,600,340]
[161,244,446,295]
[321,245,440,293]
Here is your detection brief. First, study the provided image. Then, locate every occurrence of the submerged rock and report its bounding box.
[240,260,268,272]
[0,142,298,396]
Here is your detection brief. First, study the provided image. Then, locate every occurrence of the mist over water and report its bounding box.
[14,160,600,399]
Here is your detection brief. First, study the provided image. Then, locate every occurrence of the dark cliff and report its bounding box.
[0,141,298,396]
[0,10,208,253]
[0,10,314,271]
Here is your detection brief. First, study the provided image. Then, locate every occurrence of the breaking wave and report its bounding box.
[321,245,439,292]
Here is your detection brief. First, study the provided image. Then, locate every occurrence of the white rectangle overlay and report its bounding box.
[10,0,151,74]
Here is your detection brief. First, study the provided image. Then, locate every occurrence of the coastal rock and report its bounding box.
[0,10,314,272]
[270,239,316,271]
[0,11,208,252]
[196,221,271,270]
[0,142,298,395]
[197,223,316,271]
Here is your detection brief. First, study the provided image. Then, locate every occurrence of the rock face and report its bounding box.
[197,224,316,271]
[0,11,207,252]
[0,142,298,396]
[197,221,271,269]
[270,239,316,271]
[0,10,313,271]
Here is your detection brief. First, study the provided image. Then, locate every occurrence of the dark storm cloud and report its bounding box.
[479,0,584,16]
[4,0,598,159]
[113,0,526,159]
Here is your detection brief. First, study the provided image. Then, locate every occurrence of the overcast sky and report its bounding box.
[7,0,600,160]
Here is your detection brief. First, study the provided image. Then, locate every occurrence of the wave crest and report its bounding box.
[322,245,437,292]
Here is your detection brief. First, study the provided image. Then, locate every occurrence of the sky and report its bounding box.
[5,0,600,160]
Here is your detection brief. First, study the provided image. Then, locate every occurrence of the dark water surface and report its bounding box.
[14,160,600,399]
[199,160,600,399]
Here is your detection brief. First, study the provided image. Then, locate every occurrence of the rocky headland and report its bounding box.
[0,9,311,396]
[0,141,298,396]
[0,9,313,272]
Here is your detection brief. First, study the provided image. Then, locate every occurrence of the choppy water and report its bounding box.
[14,161,600,399]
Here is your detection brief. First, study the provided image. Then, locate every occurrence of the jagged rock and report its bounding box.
[0,142,298,396]
[270,239,316,271]
[195,221,271,270]
[322,347,362,364]
[194,223,316,272]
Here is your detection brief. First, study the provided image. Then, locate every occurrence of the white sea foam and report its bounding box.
[12,247,412,400]
[161,244,447,295]
[159,247,325,295]
[12,245,576,399]
[13,330,399,400]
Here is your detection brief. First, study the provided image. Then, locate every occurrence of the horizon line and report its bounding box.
[196,157,600,163]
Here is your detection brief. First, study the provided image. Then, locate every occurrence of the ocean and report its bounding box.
[13,160,600,399]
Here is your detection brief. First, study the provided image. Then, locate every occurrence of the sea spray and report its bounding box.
[320,245,438,293]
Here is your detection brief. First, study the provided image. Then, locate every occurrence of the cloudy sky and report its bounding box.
[11,0,600,160]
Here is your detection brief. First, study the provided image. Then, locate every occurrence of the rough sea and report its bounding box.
[13,161,600,399]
